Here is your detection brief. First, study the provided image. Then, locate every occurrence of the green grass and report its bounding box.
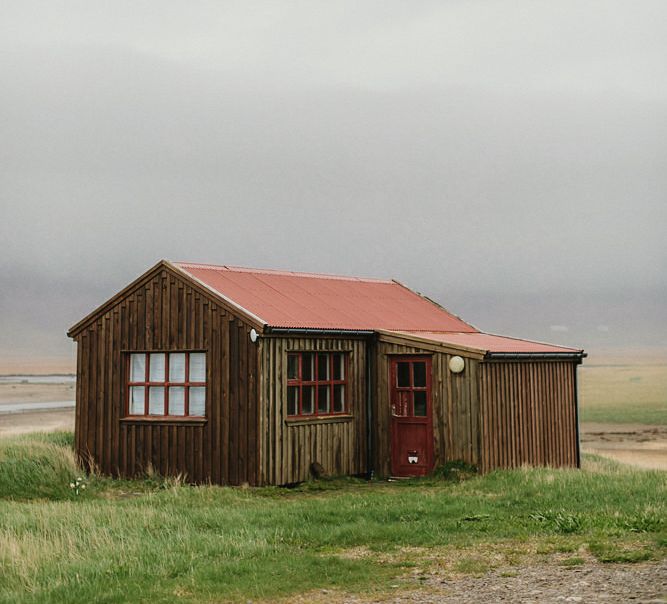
[559,556,585,567]
[0,434,665,603]
[579,359,667,424]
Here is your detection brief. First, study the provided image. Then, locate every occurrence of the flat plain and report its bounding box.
[578,350,666,470]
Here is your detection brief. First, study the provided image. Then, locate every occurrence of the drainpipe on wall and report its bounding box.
[574,359,582,468]
[365,334,375,480]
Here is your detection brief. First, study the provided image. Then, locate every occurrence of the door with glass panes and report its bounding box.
[390,356,433,476]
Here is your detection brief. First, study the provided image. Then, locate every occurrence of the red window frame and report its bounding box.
[126,351,206,417]
[391,356,431,418]
[286,352,348,417]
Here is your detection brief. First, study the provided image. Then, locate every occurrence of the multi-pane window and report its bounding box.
[393,359,429,417]
[286,352,347,417]
[127,352,206,417]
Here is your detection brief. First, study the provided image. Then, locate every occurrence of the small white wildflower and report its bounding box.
[69,483,75,488]
[81,484,86,489]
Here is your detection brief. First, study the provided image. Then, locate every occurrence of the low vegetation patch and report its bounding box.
[579,360,667,424]
[0,434,665,603]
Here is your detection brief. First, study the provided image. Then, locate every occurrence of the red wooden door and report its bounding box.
[390,356,433,476]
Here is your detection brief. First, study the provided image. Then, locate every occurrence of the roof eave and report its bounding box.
[67,259,168,338]
[67,259,267,339]
[484,351,587,362]
[390,279,479,333]
[167,261,267,329]
[265,326,375,337]
[376,329,487,359]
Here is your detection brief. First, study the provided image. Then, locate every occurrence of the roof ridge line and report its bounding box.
[174,262,394,283]
[401,329,479,333]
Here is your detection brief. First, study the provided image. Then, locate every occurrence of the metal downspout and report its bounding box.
[574,360,581,468]
[366,334,375,479]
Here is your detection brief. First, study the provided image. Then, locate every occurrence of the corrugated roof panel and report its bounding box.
[394,331,583,354]
[175,263,478,332]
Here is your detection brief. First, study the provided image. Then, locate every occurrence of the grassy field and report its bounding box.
[0,432,665,603]
[579,354,667,424]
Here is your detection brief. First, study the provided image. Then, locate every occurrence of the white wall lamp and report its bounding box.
[449,355,465,374]
[249,328,259,343]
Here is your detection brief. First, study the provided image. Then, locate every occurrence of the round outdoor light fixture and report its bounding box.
[249,328,259,343]
[449,356,465,374]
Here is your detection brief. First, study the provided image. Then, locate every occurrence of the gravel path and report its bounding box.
[290,560,667,603]
[412,560,667,603]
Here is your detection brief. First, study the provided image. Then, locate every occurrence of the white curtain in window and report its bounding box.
[148,387,165,414]
[190,353,206,382]
[150,354,166,382]
[189,387,205,416]
[130,354,145,382]
[169,353,186,382]
[129,386,145,414]
[169,387,185,415]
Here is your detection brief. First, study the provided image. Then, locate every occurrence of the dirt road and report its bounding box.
[580,422,667,471]
[0,408,74,437]
[289,556,667,603]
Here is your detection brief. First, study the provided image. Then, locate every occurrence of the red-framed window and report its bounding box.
[286,352,348,416]
[126,352,206,417]
[391,357,431,418]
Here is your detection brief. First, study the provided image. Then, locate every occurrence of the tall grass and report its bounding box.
[0,433,665,603]
[0,432,82,500]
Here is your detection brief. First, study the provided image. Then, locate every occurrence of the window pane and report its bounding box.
[287,386,299,416]
[413,362,427,387]
[302,353,314,381]
[149,353,166,382]
[129,386,145,414]
[287,354,299,380]
[413,391,427,417]
[189,387,206,416]
[332,353,344,380]
[130,354,146,382]
[169,387,185,415]
[148,387,165,414]
[317,385,330,413]
[169,353,186,382]
[317,354,330,381]
[333,384,345,412]
[302,385,314,414]
[190,353,206,382]
[397,362,410,387]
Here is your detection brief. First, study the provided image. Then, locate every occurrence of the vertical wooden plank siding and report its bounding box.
[73,269,580,486]
[73,267,260,485]
[373,342,577,476]
[257,336,367,485]
[372,341,480,477]
[478,361,579,472]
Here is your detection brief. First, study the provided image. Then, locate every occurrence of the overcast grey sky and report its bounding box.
[1,1,666,360]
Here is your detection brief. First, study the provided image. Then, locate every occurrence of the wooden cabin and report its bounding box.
[68,260,585,485]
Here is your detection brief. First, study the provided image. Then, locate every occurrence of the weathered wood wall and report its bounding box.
[373,340,481,477]
[258,336,367,485]
[478,361,579,471]
[374,339,579,475]
[73,266,260,485]
[73,266,580,486]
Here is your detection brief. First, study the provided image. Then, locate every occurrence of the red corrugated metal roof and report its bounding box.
[174,262,478,332]
[393,331,583,354]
